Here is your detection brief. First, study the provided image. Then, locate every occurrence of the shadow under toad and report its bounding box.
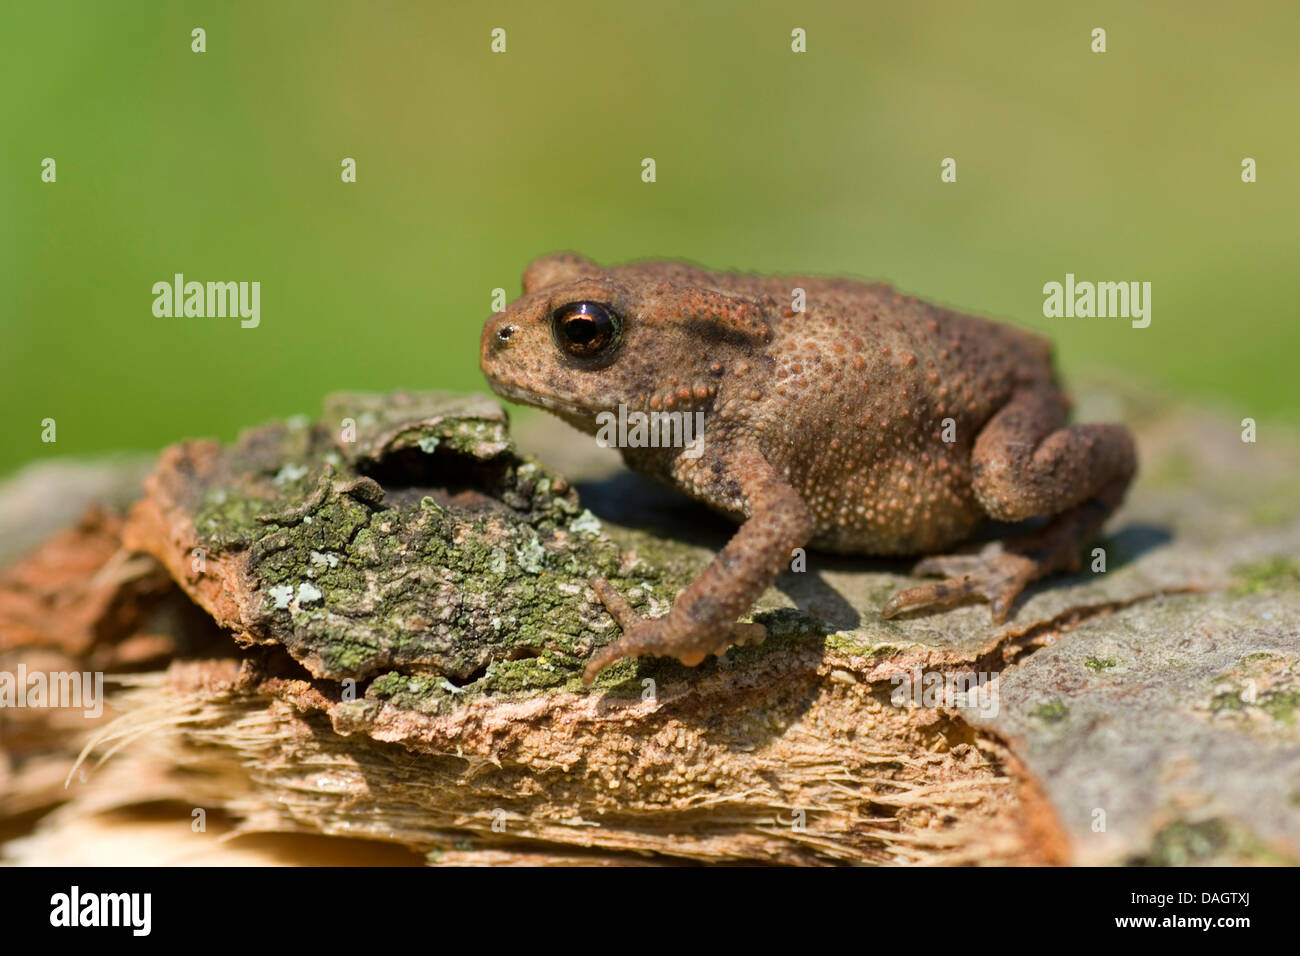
[576,470,1174,656]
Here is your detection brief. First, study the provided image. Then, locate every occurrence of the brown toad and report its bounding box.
[480,254,1137,684]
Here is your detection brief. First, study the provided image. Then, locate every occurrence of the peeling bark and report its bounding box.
[2,381,1298,865]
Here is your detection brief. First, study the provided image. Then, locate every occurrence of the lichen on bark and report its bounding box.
[126,391,695,692]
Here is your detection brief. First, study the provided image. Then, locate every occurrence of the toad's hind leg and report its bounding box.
[882,388,1137,623]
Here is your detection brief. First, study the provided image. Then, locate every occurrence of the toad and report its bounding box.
[481,254,1136,683]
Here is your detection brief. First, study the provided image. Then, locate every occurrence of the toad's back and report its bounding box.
[690,273,1058,554]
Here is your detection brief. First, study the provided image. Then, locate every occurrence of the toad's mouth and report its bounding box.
[485,378,599,424]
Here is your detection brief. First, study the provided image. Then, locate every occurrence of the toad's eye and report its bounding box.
[552,301,621,359]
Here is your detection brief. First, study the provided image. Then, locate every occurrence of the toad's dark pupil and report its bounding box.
[554,302,618,357]
[565,316,597,344]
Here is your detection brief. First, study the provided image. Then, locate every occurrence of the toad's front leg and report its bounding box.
[582,447,813,685]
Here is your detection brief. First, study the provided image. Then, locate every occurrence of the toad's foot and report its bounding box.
[583,577,766,685]
[880,466,1131,625]
[880,546,1039,624]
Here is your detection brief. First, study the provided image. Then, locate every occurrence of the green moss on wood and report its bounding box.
[1030,698,1069,723]
[1132,818,1292,866]
[1230,556,1300,595]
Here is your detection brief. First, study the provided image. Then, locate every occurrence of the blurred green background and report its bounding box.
[3,0,1297,479]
